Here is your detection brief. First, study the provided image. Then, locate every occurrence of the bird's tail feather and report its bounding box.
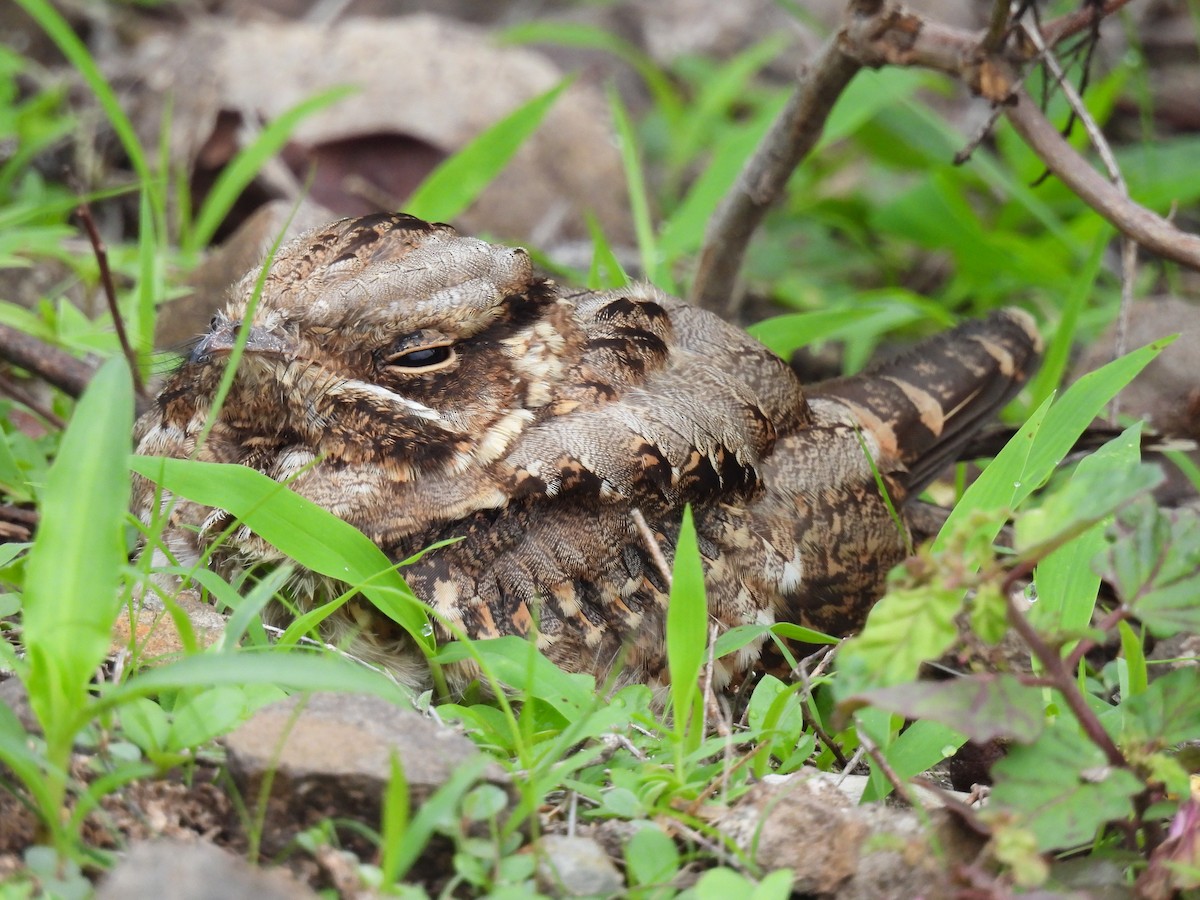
[808,308,1043,496]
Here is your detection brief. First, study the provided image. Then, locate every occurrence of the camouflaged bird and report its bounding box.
[133,212,1042,693]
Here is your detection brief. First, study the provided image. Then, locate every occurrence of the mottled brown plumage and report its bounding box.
[133,213,1041,692]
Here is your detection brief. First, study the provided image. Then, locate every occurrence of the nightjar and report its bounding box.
[133,213,1041,693]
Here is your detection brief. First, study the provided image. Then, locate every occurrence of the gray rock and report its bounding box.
[96,839,317,900]
[0,677,38,733]
[714,770,983,898]
[222,691,508,853]
[535,835,624,897]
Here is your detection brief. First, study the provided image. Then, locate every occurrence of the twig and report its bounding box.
[857,729,918,808]
[834,744,866,786]
[692,0,1197,317]
[0,324,97,400]
[795,647,850,767]
[0,376,67,429]
[631,508,673,590]
[1004,88,1200,271]
[1000,576,1128,770]
[75,201,147,398]
[689,33,861,315]
[1040,0,1138,46]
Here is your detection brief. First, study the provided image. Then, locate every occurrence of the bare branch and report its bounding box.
[1003,87,1200,270]
[691,0,1197,318]
[0,324,97,400]
[689,35,861,314]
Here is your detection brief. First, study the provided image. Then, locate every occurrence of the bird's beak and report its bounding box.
[191,322,292,363]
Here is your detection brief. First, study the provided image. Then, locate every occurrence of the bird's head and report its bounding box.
[162,213,577,487]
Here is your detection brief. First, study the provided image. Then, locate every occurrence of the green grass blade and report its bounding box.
[1018,339,1170,502]
[1026,234,1107,409]
[936,338,1167,552]
[607,84,662,287]
[128,456,433,653]
[585,213,629,290]
[405,79,572,223]
[23,357,134,737]
[380,754,411,885]
[14,0,153,187]
[1029,425,1144,637]
[186,86,356,251]
[98,651,408,712]
[498,22,684,135]
[668,506,707,749]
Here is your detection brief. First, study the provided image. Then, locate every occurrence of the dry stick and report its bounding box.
[631,507,673,589]
[691,0,1192,316]
[0,324,97,400]
[689,33,861,315]
[1019,20,1141,416]
[1004,88,1200,270]
[75,201,147,398]
[0,376,67,430]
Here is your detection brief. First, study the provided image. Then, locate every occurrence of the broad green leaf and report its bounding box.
[1098,500,1200,636]
[119,697,170,757]
[625,824,680,888]
[23,357,133,737]
[1026,425,1155,636]
[166,685,249,751]
[836,581,960,689]
[987,720,1142,851]
[1114,668,1200,749]
[405,79,572,223]
[668,506,708,737]
[842,675,1046,745]
[129,456,432,653]
[861,718,966,803]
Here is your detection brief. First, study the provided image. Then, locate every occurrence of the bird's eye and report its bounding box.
[382,344,456,372]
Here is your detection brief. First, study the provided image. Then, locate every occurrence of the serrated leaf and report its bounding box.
[1114,668,1200,748]
[1015,426,1160,555]
[836,582,960,688]
[129,456,432,653]
[987,720,1143,851]
[1098,500,1200,635]
[842,674,1046,744]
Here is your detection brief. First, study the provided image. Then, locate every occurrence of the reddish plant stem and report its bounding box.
[75,201,148,398]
